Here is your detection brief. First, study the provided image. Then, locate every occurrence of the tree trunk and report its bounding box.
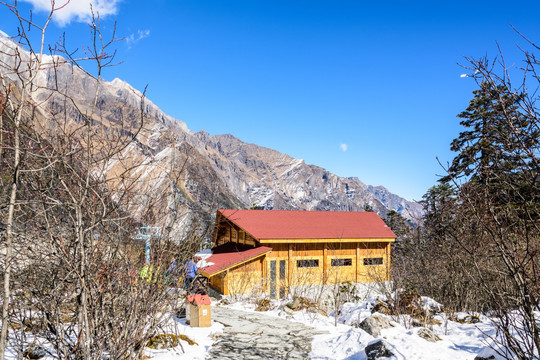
[0,94,21,360]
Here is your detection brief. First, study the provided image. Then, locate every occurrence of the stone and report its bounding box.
[208,306,328,359]
[279,305,295,316]
[287,297,302,311]
[146,334,182,349]
[286,296,318,312]
[255,298,272,311]
[417,327,441,342]
[22,345,47,359]
[371,299,393,315]
[474,346,498,360]
[358,315,393,337]
[365,339,394,360]
[457,314,480,324]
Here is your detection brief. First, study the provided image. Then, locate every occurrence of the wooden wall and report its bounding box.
[215,222,258,247]
[209,257,265,296]
[212,219,392,297]
[356,242,390,283]
[263,241,392,297]
[209,272,226,295]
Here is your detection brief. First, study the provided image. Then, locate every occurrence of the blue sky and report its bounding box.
[2,1,539,201]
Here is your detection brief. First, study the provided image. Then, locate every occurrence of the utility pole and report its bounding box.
[134,226,161,264]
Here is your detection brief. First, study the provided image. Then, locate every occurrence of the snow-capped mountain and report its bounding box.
[0,31,423,237]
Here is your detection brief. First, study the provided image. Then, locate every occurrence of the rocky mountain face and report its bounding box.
[0,32,423,239]
[192,132,423,220]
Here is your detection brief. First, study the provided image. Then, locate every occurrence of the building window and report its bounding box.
[297,259,319,268]
[331,258,352,267]
[364,258,383,266]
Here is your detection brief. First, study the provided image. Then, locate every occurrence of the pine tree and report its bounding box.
[420,183,457,238]
[442,81,527,186]
[384,210,412,241]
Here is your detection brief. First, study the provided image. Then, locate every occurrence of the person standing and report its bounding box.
[184,256,198,292]
[165,258,178,285]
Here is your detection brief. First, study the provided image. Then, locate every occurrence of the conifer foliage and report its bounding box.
[441,45,539,358]
[393,37,539,359]
[444,83,527,184]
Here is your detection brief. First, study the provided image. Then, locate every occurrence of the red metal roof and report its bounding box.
[199,242,272,277]
[187,294,211,305]
[218,209,396,240]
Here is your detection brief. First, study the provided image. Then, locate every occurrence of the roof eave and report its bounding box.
[258,237,396,244]
[199,249,272,278]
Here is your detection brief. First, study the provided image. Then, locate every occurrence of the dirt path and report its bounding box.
[207,305,327,360]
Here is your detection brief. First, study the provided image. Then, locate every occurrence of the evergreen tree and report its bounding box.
[420,183,457,238]
[384,210,412,241]
[441,81,539,209]
[442,81,527,185]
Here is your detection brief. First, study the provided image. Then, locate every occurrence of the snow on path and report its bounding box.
[208,305,328,359]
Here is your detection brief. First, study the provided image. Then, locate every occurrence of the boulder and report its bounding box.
[365,339,394,360]
[457,314,480,324]
[474,346,498,360]
[22,345,47,359]
[417,327,441,342]
[287,297,302,311]
[371,299,392,315]
[286,296,319,312]
[255,298,272,312]
[147,334,180,349]
[279,305,295,316]
[358,315,393,337]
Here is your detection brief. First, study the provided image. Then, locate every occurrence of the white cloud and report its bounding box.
[460,74,468,78]
[340,143,348,152]
[21,0,121,26]
[126,29,150,46]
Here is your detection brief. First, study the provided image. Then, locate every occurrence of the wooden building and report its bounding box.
[199,209,396,298]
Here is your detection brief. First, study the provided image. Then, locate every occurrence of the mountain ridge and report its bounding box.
[0,31,423,238]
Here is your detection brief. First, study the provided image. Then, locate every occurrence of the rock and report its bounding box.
[474,346,498,360]
[371,299,393,315]
[208,306,327,359]
[417,327,441,342]
[22,317,46,333]
[146,334,189,349]
[457,314,480,324]
[286,296,319,312]
[255,299,272,312]
[279,306,295,316]
[287,297,302,311]
[358,315,393,337]
[22,345,47,359]
[365,339,394,360]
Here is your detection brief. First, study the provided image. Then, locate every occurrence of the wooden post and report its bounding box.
[323,242,328,285]
[262,256,268,295]
[356,242,360,283]
[224,270,229,296]
[386,243,391,281]
[288,243,293,287]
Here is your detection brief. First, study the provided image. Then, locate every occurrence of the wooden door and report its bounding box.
[279,260,286,298]
[269,260,276,299]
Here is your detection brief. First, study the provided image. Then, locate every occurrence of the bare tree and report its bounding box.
[0,2,207,359]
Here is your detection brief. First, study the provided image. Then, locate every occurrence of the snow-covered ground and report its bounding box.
[146,317,223,360]
[6,293,526,359]
[147,295,511,360]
